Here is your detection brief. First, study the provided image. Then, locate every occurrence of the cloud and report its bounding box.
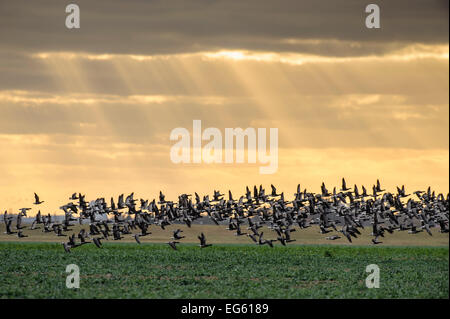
[0,0,448,56]
[0,45,448,96]
[0,0,448,210]
[0,88,448,149]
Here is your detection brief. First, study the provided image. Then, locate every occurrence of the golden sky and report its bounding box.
[0,0,448,212]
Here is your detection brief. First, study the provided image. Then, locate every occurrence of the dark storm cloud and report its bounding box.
[0,0,448,56]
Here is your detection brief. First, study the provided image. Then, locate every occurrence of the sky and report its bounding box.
[0,0,448,213]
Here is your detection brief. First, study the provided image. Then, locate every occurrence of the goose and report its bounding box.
[234,224,247,236]
[30,220,39,230]
[258,232,275,247]
[4,220,16,235]
[321,182,331,197]
[172,229,185,240]
[437,220,449,233]
[408,226,422,234]
[69,193,79,200]
[421,222,433,236]
[19,208,31,217]
[319,224,332,234]
[270,184,281,197]
[277,236,286,246]
[397,185,410,198]
[247,233,258,243]
[280,228,296,243]
[340,226,353,243]
[168,241,180,250]
[92,237,103,248]
[33,193,44,205]
[371,236,383,245]
[17,230,28,238]
[62,242,71,253]
[198,233,212,248]
[361,185,369,198]
[5,180,446,251]
[159,191,166,204]
[341,178,350,191]
[354,185,361,199]
[375,180,385,193]
[68,233,77,246]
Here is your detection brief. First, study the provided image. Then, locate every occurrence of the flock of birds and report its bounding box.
[1,179,449,253]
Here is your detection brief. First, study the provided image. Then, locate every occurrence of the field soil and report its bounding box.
[1,223,448,246]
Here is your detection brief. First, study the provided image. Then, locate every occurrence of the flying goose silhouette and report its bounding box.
[198,232,212,248]
[168,241,180,250]
[7,180,448,252]
[172,229,185,240]
[33,193,44,205]
[92,237,103,248]
[341,178,350,191]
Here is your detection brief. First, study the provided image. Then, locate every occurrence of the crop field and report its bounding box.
[1,223,449,246]
[0,242,448,299]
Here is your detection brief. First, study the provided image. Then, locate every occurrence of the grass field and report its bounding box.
[0,242,448,298]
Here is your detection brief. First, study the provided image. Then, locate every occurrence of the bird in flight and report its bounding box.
[198,233,212,248]
[33,193,44,205]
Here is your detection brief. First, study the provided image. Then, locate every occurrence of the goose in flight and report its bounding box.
[7,179,447,251]
[213,190,225,201]
[340,225,354,243]
[371,235,383,245]
[321,182,331,197]
[159,191,166,204]
[283,228,296,243]
[341,178,351,191]
[376,179,385,193]
[198,232,212,248]
[270,184,281,197]
[258,232,275,248]
[172,229,185,240]
[437,220,449,233]
[134,234,141,244]
[320,224,333,234]
[4,219,16,235]
[17,230,28,238]
[19,208,31,217]
[33,193,44,205]
[277,235,286,246]
[247,233,258,243]
[397,185,410,198]
[168,241,180,250]
[69,193,79,200]
[62,242,71,253]
[92,237,103,248]
[421,222,433,236]
[408,226,422,234]
[234,223,247,236]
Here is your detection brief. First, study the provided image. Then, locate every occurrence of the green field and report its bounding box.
[0,242,448,298]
